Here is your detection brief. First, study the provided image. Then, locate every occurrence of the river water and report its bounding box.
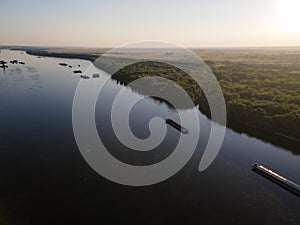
[0,50,299,225]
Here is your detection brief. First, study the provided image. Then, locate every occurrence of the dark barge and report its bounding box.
[165,118,189,134]
[252,163,300,197]
[0,65,8,69]
[0,60,8,69]
[73,70,82,74]
[80,75,90,79]
[10,60,18,64]
[59,62,68,66]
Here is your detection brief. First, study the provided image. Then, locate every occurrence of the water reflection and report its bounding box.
[110,61,300,154]
[0,49,299,225]
[25,66,38,73]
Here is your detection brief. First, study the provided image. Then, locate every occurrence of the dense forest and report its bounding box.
[8,46,299,152]
[111,48,300,151]
[199,48,300,142]
[112,61,203,109]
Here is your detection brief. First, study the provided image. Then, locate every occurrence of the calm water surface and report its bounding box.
[0,50,299,225]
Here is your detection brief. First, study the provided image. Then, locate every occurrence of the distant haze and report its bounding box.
[0,0,299,47]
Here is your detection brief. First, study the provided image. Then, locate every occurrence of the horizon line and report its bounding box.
[1,44,300,49]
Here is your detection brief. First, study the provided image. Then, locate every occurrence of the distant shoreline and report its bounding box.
[24,49,99,62]
[3,47,299,154]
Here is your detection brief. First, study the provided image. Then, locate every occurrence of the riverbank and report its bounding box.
[3,46,299,154]
[11,47,101,62]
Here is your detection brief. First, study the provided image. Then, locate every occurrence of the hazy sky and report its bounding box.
[0,0,299,47]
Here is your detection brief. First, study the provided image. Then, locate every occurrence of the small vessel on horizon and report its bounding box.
[59,62,68,66]
[0,65,8,69]
[73,70,82,74]
[0,60,8,69]
[10,60,18,64]
[80,75,89,79]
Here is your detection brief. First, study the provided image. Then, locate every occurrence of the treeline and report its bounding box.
[112,61,202,109]
[21,46,300,151]
[211,59,300,140]
[111,54,300,149]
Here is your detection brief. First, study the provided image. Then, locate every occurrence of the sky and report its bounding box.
[0,0,299,47]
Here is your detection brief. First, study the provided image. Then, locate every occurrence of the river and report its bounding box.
[0,49,299,225]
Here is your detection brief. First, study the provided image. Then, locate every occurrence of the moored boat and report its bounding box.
[165,118,189,134]
[73,70,82,74]
[252,163,300,196]
[80,75,89,79]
